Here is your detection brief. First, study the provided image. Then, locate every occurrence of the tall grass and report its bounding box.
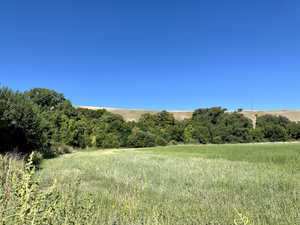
[38,143,300,225]
[0,153,96,225]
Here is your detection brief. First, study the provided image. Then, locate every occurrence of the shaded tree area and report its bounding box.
[0,88,47,154]
[255,115,299,142]
[1,87,300,157]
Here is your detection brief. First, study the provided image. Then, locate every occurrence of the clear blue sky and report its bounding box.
[1,0,299,111]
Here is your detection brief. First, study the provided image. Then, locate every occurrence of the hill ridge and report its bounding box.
[77,106,300,123]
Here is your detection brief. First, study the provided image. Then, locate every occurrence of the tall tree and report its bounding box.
[25,88,71,110]
[0,87,46,154]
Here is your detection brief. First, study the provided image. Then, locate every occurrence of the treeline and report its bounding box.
[1,87,300,157]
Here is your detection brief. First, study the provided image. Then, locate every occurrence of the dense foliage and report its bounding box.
[1,87,300,156]
[0,88,46,154]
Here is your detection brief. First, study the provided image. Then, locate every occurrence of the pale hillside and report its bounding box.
[77,106,300,124]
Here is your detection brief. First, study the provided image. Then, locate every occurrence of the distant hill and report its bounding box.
[77,106,300,124]
[77,106,193,121]
[240,110,300,125]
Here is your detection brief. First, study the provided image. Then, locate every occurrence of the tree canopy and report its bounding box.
[1,86,299,157]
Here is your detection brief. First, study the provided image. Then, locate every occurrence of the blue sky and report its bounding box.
[1,0,299,111]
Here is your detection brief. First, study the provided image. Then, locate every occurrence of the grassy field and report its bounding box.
[38,143,300,225]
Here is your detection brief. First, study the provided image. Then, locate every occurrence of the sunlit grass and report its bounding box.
[39,143,300,225]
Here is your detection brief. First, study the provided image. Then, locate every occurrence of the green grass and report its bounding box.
[141,143,300,171]
[39,143,300,225]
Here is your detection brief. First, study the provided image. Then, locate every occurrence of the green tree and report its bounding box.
[287,122,300,140]
[0,87,46,154]
[25,88,71,110]
[168,122,185,143]
[183,124,210,144]
[264,124,289,142]
[101,133,121,148]
[256,115,291,142]
[250,128,264,142]
[192,107,226,125]
[216,113,253,143]
[59,119,87,148]
[156,111,176,127]
[256,115,291,128]
[127,128,156,148]
[76,108,106,119]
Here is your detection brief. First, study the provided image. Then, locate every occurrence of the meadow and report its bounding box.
[35,143,300,225]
